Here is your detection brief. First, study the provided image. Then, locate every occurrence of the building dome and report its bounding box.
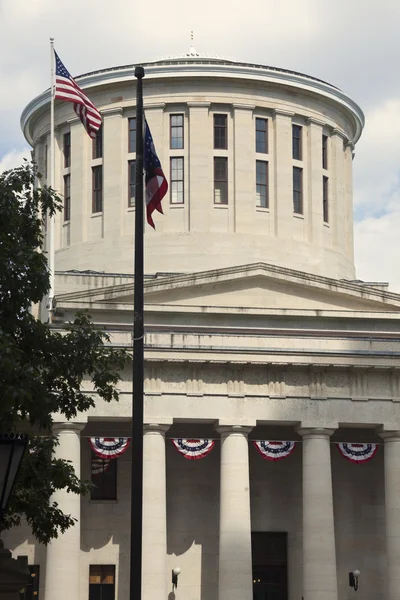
[21,55,364,279]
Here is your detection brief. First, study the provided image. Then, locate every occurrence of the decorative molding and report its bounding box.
[101,107,123,117]
[187,101,211,108]
[351,367,369,401]
[227,365,244,397]
[305,116,326,127]
[231,103,256,111]
[144,102,166,110]
[309,367,327,399]
[186,363,204,396]
[145,363,162,395]
[267,368,286,398]
[272,108,295,118]
[391,369,400,401]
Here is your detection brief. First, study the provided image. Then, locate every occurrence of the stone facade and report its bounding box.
[6,52,400,600]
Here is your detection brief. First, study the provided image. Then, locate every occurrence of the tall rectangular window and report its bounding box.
[322,134,328,169]
[128,118,136,153]
[214,114,227,149]
[89,565,115,600]
[91,453,117,500]
[255,118,268,154]
[214,157,228,204]
[293,167,303,214]
[44,144,48,179]
[19,565,40,600]
[170,157,184,204]
[93,126,103,159]
[63,174,71,221]
[170,114,184,149]
[292,125,302,160]
[128,160,136,208]
[256,161,268,208]
[92,166,103,213]
[63,132,71,168]
[323,175,329,223]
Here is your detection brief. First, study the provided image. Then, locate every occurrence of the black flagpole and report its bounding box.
[130,65,145,600]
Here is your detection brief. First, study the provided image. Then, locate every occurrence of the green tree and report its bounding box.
[0,162,127,543]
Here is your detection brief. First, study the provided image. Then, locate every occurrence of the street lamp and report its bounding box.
[0,434,28,519]
[349,569,360,591]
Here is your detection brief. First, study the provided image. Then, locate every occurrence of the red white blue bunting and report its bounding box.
[172,439,215,460]
[337,442,378,463]
[91,457,112,476]
[89,437,130,459]
[254,440,296,461]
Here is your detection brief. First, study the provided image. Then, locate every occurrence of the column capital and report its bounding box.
[379,430,400,442]
[143,423,170,434]
[52,422,85,435]
[296,426,336,439]
[216,425,253,437]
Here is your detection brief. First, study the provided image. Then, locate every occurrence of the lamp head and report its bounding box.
[172,567,181,589]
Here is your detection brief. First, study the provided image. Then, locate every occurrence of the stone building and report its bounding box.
[7,48,400,600]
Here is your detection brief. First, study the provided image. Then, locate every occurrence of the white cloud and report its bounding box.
[0,148,31,173]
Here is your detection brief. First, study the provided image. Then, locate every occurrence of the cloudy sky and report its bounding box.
[1,0,399,288]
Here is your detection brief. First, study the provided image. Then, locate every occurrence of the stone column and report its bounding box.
[142,424,170,600]
[217,425,253,600]
[298,428,338,600]
[44,423,83,600]
[380,431,400,600]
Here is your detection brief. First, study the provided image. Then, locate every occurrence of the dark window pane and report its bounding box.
[293,166,303,214]
[93,126,103,159]
[256,161,268,208]
[20,565,40,600]
[322,134,328,169]
[170,114,184,149]
[170,157,184,204]
[323,175,329,222]
[128,118,136,153]
[89,566,115,600]
[128,161,136,207]
[255,118,268,153]
[92,166,103,214]
[214,114,227,149]
[63,175,71,221]
[214,157,228,204]
[91,453,117,500]
[63,133,71,168]
[292,125,302,160]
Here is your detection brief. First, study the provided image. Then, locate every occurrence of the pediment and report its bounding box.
[56,262,400,313]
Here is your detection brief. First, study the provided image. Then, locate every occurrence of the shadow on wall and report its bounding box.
[167,440,220,600]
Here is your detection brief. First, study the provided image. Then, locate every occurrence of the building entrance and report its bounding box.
[252,532,288,600]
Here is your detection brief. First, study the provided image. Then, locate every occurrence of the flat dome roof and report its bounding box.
[21,54,364,145]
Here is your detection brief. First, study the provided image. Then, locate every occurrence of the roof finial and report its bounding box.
[187,31,199,57]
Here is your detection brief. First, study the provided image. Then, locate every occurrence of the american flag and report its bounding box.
[144,119,168,228]
[54,51,102,139]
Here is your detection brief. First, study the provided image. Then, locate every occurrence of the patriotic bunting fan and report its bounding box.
[337,442,378,463]
[89,437,130,459]
[254,440,296,461]
[172,439,215,460]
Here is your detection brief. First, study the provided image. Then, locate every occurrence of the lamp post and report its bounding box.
[0,434,28,520]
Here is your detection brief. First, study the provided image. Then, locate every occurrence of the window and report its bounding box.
[19,565,40,600]
[89,565,115,600]
[170,157,184,204]
[128,160,136,207]
[214,157,228,204]
[128,118,136,153]
[91,453,117,500]
[322,134,328,169]
[93,126,103,159]
[63,175,71,221]
[92,166,103,214]
[44,144,48,179]
[214,114,227,149]
[255,118,268,154]
[293,167,303,214]
[170,114,184,149]
[292,125,302,160]
[256,161,268,208]
[323,176,329,223]
[63,133,71,168]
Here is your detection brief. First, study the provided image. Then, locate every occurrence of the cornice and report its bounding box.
[21,61,365,146]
